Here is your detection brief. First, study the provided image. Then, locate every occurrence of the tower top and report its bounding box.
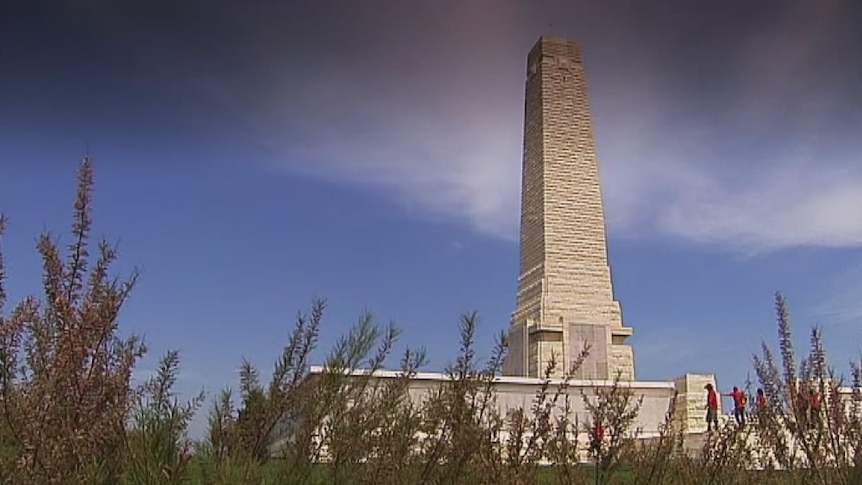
[527,36,583,66]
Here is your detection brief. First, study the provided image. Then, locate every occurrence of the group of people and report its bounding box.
[703,383,822,432]
[704,384,820,431]
[704,384,761,431]
[792,384,824,428]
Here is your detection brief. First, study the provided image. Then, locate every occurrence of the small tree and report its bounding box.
[414,312,507,484]
[752,292,862,484]
[583,371,643,485]
[124,350,205,485]
[0,157,146,484]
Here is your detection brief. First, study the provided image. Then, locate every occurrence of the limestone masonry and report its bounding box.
[290,36,733,457]
[294,36,862,455]
[504,36,635,381]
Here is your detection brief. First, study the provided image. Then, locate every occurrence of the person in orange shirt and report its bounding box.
[723,386,747,428]
[705,383,719,432]
[755,388,767,413]
[590,421,605,457]
[795,385,810,429]
[810,389,822,427]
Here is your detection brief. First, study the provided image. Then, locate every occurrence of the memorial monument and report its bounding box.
[297,36,723,456]
[503,36,634,381]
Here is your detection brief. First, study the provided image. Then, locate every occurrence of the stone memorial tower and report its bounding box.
[504,36,635,381]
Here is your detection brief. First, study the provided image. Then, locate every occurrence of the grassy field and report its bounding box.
[181,459,628,485]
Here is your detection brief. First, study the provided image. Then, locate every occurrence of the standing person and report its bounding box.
[723,386,747,428]
[796,385,810,430]
[705,383,719,432]
[810,389,822,427]
[590,421,605,456]
[755,388,767,414]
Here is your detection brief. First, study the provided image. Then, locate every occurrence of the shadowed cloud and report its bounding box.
[5,0,862,252]
[222,1,862,252]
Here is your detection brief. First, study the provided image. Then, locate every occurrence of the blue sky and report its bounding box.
[2,0,862,438]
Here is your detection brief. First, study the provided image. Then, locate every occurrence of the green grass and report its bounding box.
[181,459,624,485]
[179,459,825,485]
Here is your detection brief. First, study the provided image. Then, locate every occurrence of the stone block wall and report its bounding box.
[611,344,635,381]
[508,36,635,380]
[672,373,719,434]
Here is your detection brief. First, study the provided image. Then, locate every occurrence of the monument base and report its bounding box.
[611,344,635,381]
[291,367,725,461]
[504,320,636,381]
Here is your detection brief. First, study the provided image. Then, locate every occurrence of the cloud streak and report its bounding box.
[92,0,862,253]
[638,0,862,252]
[810,259,862,326]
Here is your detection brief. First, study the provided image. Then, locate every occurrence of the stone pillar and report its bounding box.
[671,374,719,434]
[504,35,635,380]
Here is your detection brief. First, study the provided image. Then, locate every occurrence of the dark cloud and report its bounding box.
[3,0,862,248]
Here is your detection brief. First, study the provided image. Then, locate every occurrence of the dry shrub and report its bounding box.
[1,158,145,484]
[748,292,862,484]
[583,370,644,485]
[624,391,685,485]
[124,350,205,485]
[299,313,424,485]
[194,302,429,485]
[193,299,329,484]
[411,312,513,484]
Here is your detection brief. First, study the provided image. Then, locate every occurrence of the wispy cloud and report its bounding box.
[646,155,862,253]
[810,259,862,326]
[593,1,862,253]
[249,2,861,253]
[631,0,862,253]
[104,1,861,253]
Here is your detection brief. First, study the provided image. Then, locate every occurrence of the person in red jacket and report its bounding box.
[810,389,822,427]
[723,386,747,428]
[755,388,768,414]
[795,385,811,429]
[705,383,719,432]
[590,421,605,457]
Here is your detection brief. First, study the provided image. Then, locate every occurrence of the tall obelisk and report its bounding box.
[504,36,635,381]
